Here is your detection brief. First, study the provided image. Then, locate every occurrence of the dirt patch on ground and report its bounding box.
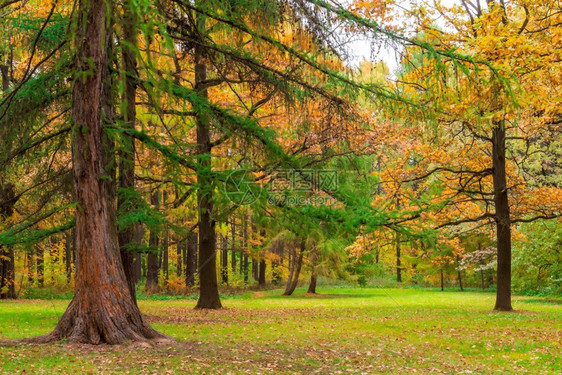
[144,314,226,325]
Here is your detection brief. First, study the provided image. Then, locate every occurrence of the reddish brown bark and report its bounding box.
[118,0,139,301]
[27,0,166,344]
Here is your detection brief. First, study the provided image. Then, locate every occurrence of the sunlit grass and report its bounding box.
[1,288,560,374]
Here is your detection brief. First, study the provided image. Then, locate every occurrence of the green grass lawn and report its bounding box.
[1,288,561,374]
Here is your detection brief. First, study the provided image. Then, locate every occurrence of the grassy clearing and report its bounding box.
[0,288,560,374]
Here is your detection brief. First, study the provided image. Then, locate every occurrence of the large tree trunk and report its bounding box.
[28,0,165,344]
[492,125,513,311]
[194,9,221,310]
[145,191,160,294]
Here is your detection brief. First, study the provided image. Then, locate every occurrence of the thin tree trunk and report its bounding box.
[258,259,266,287]
[284,246,295,294]
[457,255,464,292]
[242,214,248,283]
[492,124,513,311]
[440,269,444,291]
[176,235,182,277]
[27,247,34,284]
[162,194,169,283]
[185,232,197,287]
[145,191,160,294]
[243,254,249,284]
[240,249,244,275]
[230,218,236,272]
[396,237,402,283]
[283,240,304,296]
[272,241,282,285]
[251,220,258,281]
[162,232,169,282]
[221,233,228,284]
[36,245,44,287]
[28,0,165,343]
[240,216,246,276]
[307,237,318,294]
[182,238,188,284]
